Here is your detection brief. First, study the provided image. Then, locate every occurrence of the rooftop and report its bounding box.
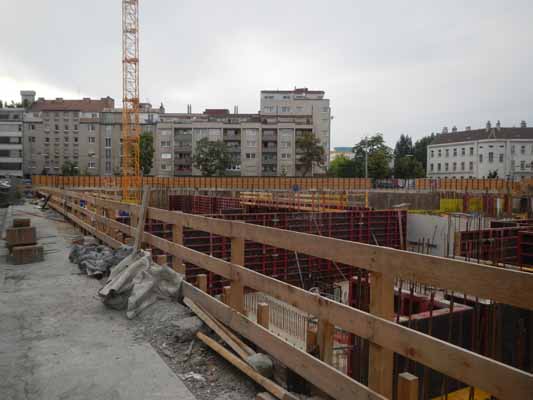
[431,126,533,145]
[30,97,115,112]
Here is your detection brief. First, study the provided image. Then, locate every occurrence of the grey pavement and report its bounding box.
[0,204,196,400]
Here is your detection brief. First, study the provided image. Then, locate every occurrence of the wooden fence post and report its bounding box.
[133,187,150,251]
[317,318,335,365]
[368,272,395,399]
[197,274,208,293]
[257,302,269,329]
[172,220,185,274]
[397,372,419,400]
[230,236,245,314]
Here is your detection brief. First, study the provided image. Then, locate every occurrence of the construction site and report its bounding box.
[2,1,533,400]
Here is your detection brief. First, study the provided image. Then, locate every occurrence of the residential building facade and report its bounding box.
[427,121,533,179]
[18,88,329,177]
[0,108,24,177]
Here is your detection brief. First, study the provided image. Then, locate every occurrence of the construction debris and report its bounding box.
[99,250,183,319]
[69,237,132,279]
[6,217,44,265]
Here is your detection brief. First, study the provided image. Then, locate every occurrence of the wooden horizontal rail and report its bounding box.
[43,188,533,400]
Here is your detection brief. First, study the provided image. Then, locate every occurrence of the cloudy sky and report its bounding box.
[1,1,532,147]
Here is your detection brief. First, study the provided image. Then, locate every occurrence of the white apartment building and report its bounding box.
[427,121,533,179]
[0,108,24,177]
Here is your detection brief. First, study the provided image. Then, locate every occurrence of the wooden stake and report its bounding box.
[317,318,335,365]
[257,302,270,329]
[368,272,394,399]
[172,220,185,273]
[230,236,245,314]
[397,372,419,400]
[197,274,208,293]
[133,187,150,251]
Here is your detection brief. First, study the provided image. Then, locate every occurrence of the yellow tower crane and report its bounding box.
[121,0,141,202]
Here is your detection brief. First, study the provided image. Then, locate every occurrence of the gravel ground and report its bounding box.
[130,299,259,400]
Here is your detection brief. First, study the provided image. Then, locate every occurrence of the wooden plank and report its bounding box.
[197,274,208,292]
[172,220,185,273]
[368,273,394,398]
[183,283,385,400]
[139,231,533,400]
[184,298,252,361]
[196,332,298,400]
[145,207,533,311]
[397,372,419,400]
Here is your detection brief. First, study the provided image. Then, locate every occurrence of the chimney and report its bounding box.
[20,90,36,106]
[55,97,63,101]
[521,120,527,128]
[486,120,491,131]
[452,126,457,133]
[465,126,471,131]
[442,126,448,134]
[234,105,238,114]
[495,120,501,130]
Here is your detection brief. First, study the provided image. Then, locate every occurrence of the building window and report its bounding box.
[511,145,515,154]
[430,163,434,172]
[263,106,274,112]
[521,160,525,170]
[479,154,483,163]
[281,153,291,159]
[74,137,78,143]
[89,124,96,131]
[55,137,60,143]
[511,160,515,170]
[520,145,526,155]
[245,153,256,159]
[160,140,171,148]
[445,149,449,157]
[488,152,493,163]
[438,149,442,157]
[88,160,96,169]
[105,149,112,158]
[437,163,441,171]
[445,163,449,171]
[55,124,59,131]
[105,138,112,147]
[469,161,473,170]
[461,162,465,171]
[461,148,465,156]
[105,160,112,173]
[453,162,457,171]
[64,124,69,130]
[88,136,96,143]
[161,163,168,170]
[430,150,434,158]
[453,148,457,157]
[161,153,172,159]
[246,140,256,148]
[281,106,290,113]
[281,141,291,149]
[45,138,49,143]
[74,124,78,131]
[499,154,504,163]
[64,137,69,142]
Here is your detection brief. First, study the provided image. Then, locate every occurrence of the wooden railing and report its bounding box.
[39,187,533,400]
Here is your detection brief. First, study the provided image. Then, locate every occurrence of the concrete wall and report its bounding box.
[366,192,440,210]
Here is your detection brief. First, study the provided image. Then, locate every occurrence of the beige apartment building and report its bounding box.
[0,108,24,177]
[19,88,330,177]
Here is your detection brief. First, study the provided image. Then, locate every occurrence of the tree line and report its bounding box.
[329,133,435,179]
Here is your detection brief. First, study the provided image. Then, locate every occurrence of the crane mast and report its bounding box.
[121,0,141,202]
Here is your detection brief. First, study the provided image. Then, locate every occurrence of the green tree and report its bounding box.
[139,132,154,175]
[394,134,413,159]
[487,170,498,179]
[192,137,232,176]
[394,156,425,179]
[0,100,3,108]
[61,161,79,176]
[413,133,436,172]
[352,134,392,179]
[296,132,325,176]
[328,155,356,177]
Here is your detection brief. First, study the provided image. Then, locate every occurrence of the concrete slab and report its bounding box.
[0,205,196,400]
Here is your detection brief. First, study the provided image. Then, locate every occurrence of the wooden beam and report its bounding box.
[197,274,208,293]
[172,220,185,273]
[397,372,419,400]
[368,272,395,398]
[183,283,386,400]
[140,231,533,400]
[196,332,298,400]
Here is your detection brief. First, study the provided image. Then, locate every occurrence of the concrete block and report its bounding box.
[13,218,31,228]
[11,245,44,265]
[6,226,37,248]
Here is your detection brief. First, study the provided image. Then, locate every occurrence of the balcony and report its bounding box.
[262,145,277,153]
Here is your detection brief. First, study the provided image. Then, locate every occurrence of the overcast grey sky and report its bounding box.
[1,1,532,147]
